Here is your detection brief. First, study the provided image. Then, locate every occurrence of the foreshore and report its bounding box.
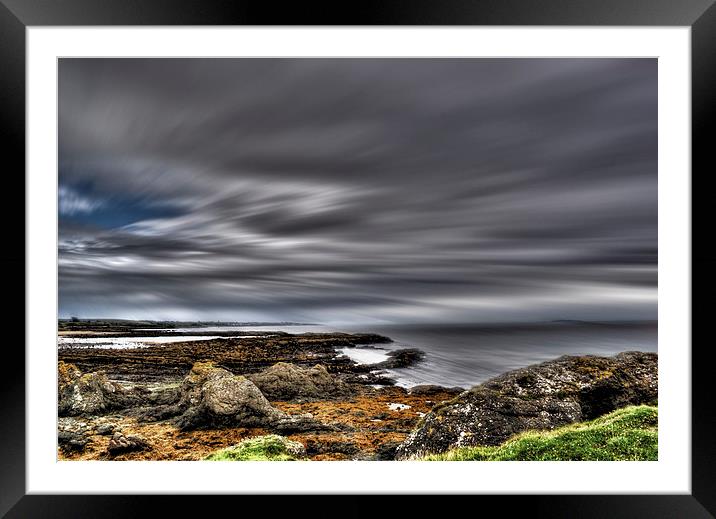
[57,326,658,461]
[58,330,460,460]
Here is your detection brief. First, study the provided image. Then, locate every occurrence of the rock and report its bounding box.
[58,430,89,452]
[343,372,397,386]
[107,433,151,456]
[409,385,464,396]
[367,349,425,369]
[58,416,96,453]
[174,363,284,429]
[145,362,331,432]
[272,436,307,457]
[395,351,658,459]
[374,441,401,461]
[58,361,145,417]
[350,334,393,345]
[95,423,115,435]
[146,386,181,406]
[205,434,307,461]
[246,362,351,401]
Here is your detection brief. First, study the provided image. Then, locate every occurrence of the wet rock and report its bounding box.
[367,349,425,370]
[351,334,393,345]
[343,372,396,386]
[107,433,151,456]
[58,361,146,417]
[396,351,658,459]
[246,362,351,401]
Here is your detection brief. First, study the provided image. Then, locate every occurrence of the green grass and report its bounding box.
[204,434,305,461]
[421,405,658,461]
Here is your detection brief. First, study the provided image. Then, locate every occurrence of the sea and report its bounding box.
[58,320,657,390]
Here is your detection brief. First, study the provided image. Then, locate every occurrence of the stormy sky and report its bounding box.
[58,58,657,324]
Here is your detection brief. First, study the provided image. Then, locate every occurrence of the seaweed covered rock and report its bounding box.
[58,361,146,417]
[246,362,350,400]
[396,351,657,459]
[143,362,332,432]
[205,434,306,461]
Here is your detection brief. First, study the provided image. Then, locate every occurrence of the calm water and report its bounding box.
[58,321,656,389]
[344,322,657,388]
[209,321,658,388]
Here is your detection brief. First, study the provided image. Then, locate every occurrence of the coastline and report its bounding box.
[57,322,658,462]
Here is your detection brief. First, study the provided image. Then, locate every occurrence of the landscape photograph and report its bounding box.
[57,58,658,462]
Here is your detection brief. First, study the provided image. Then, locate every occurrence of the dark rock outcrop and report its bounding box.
[367,349,426,370]
[374,441,401,461]
[408,385,464,396]
[395,351,657,459]
[246,362,351,401]
[58,361,146,417]
[141,362,332,432]
[342,372,397,386]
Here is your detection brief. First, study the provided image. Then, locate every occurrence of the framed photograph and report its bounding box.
[4,0,713,516]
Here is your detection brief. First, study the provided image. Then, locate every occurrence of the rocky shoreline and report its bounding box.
[57,329,657,461]
[58,332,410,384]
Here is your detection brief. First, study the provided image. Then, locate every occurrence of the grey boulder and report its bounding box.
[246,362,350,400]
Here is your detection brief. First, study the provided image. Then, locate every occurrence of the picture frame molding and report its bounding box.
[2,0,713,515]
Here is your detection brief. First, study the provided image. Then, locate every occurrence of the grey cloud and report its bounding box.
[58,58,657,323]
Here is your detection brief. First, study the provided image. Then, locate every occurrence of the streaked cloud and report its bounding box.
[58,58,657,324]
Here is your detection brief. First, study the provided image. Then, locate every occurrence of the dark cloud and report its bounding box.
[58,58,657,323]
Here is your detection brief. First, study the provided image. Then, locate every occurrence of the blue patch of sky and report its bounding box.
[59,182,184,229]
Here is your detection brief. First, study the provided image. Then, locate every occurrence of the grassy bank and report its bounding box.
[421,405,657,461]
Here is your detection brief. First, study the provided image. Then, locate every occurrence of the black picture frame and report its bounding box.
[2,0,713,516]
